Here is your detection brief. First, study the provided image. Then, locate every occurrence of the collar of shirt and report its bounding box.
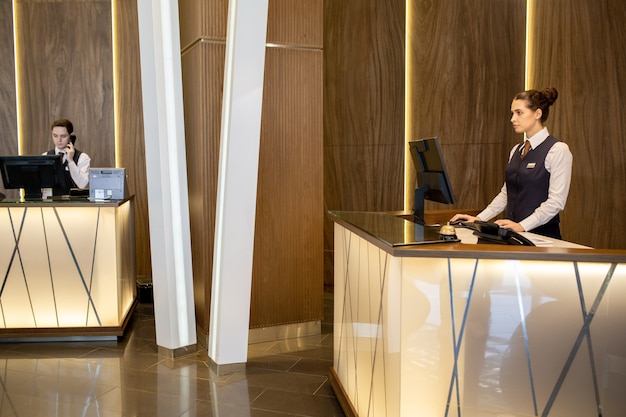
[55,148,67,162]
[525,127,550,151]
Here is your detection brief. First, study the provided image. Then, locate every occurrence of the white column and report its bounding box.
[136,0,196,351]
[209,0,269,367]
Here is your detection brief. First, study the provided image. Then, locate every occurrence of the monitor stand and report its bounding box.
[412,186,428,225]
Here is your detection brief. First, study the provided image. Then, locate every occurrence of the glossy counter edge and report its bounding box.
[328,210,626,263]
[0,195,134,208]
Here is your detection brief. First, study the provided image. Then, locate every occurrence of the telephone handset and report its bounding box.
[472,220,535,246]
[70,135,76,144]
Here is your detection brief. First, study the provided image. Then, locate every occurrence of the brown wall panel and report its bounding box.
[251,47,324,327]
[181,0,324,332]
[323,0,405,284]
[15,0,114,169]
[182,42,225,332]
[530,0,626,249]
[408,0,526,215]
[267,0,323,47]
[115,0,150,278]
[0,1,18,199]
[179,0,228,49]
[179,0,240,335]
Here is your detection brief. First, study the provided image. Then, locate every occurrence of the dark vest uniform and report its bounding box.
[505,136,561,239]
[46,149,82,195]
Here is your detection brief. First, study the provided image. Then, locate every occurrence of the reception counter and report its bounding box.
[329,211,626,417]
[0,197,136,340]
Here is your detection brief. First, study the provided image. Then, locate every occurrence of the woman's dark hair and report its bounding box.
[514,87,558,123]
[51,118,74,134]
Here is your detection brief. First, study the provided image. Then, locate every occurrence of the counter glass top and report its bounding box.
[328,211,626,264]
[328,210,455,247]
[0,196,132,207]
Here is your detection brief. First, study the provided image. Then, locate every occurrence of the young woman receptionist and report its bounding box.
[451,87,573,239]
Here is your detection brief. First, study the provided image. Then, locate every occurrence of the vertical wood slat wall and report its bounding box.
[252,0,324,328]
[179,0,324,333]
[179,0,227,333]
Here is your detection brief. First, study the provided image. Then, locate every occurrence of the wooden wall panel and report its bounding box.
[178,0,203,49]
[267,0,323,47]
[323,0,405,284]
[530,0,626,249]
[181,42,225,332]
[181,0,324,332]
[179,0,228,49]
[251,47,324,327]
[115,0,150,278]
[15,0,114,169]
[408,0,526,214]
[251,0,324,328]
[0,1,18,200]
[179,0,229,333]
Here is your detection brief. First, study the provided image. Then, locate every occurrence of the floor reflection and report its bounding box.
[0,291,344,417]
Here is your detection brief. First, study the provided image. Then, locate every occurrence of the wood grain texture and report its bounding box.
[0,2,18,200]
[323,0,406,285]
[407,0,526,216]
[181,42,225,332]
[15,0,114,169]
[250,47,324,327]
[530,0,626,249]
[267,0,323,47]
[115,0,151,278]
[179,0,228,50]
[181,0,324,331]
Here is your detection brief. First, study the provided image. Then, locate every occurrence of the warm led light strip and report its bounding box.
[12,0,22,155]
[112,0,120,167]
[404,0,412,212]
[525,0,534,89]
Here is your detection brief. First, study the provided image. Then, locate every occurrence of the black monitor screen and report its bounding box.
[408,137,456,224]
[0,155,68,200]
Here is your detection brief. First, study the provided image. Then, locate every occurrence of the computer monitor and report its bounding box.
[0,155,68,200]
[408,137,456,224]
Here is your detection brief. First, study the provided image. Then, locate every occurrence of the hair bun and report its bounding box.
[541,87,558,106]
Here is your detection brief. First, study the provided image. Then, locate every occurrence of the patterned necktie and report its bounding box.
[520,141,531,160]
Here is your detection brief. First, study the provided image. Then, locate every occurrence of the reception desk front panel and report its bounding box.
[331,212,626,417]
[0,199,136,338]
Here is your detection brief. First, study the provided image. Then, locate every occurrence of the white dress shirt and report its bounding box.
[41,148,91,197]
[477,127,573,231]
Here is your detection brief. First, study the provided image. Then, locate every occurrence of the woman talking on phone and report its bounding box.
[44,118,91,195]
[451,87,573,239]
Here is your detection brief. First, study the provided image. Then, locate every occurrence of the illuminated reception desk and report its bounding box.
[328,211,626,417]
[0,198,136,339]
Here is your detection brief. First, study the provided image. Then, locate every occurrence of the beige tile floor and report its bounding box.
[0,291,344,417]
